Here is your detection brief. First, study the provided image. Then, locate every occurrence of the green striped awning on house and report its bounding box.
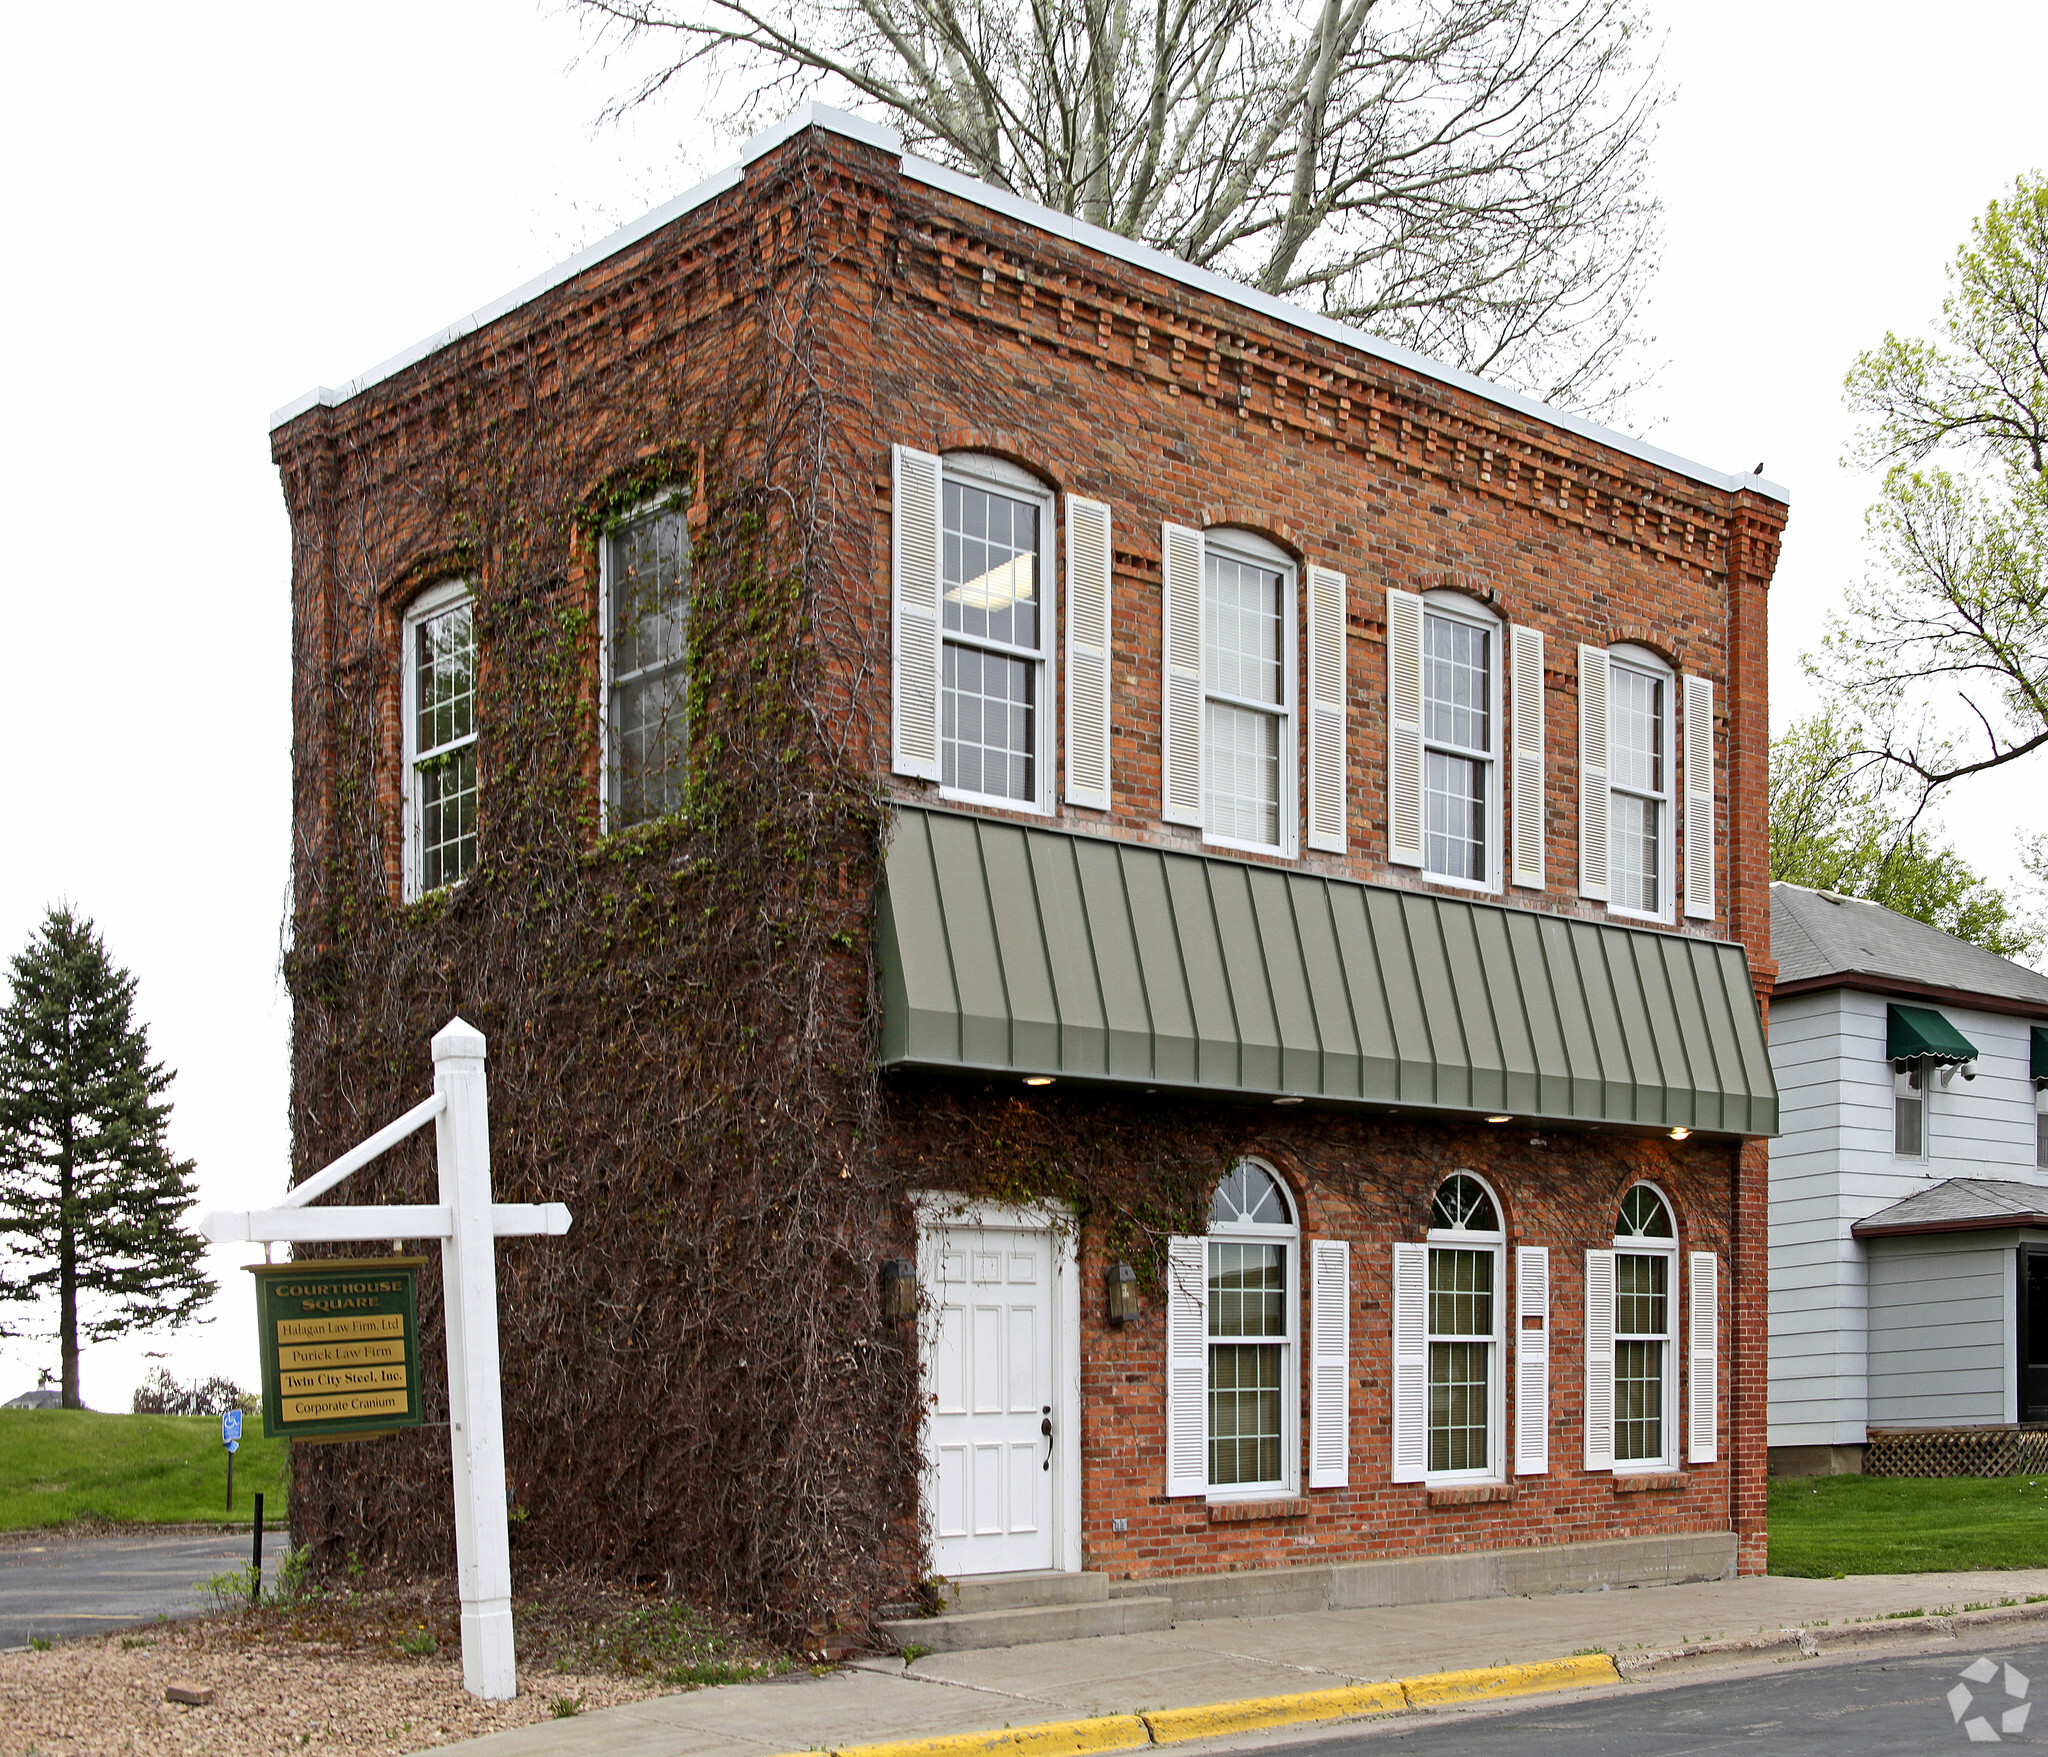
[877,806,1778,1137]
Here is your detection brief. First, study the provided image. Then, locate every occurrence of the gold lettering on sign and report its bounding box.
[277,1339,406,1369]
[279,1365,410,1396]
[275,1314,406,1343]
[280,1390,408,1423]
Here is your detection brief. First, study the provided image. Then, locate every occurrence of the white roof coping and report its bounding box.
[271,104,1789,506]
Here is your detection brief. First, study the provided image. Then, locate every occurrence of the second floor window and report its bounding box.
[1204,544,1292,849]
[604,501,691,829]
[1422,608,1495,884]
[404,582,477,898]
[1609,657,1669,917]
[942,465,1048,808]
[1896,1059,1927,1159]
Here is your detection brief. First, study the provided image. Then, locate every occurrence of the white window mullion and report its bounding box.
[1584,1249,1616,1471]
[1387,590,1424,866]
[1164,1235,1208,1496]
[1161,523,1206,826]
[1577,645,1611,902]
[1683,675,1715,920]
[890,445,944,781]
[1391,1242,1428,1482]
[1064,496,1114,812]
[1514,1245,1549,1475]
[1509,626,1545,888]
[1309,1239,1350,1487]
[1306,565,1348,854]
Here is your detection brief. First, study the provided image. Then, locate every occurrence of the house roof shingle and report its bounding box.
[1851,1177,2048,1238]
[1771,882,2048,1013]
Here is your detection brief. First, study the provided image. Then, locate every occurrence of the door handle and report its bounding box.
[1041,1406,1053,1471]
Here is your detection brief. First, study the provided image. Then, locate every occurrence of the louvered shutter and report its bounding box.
[1309,1239,1350,1488]
[1306,566,1348,854]
[890,445,944,781]
[1510,626,1545,888]
[1164,1235,1208,1496]
[1688,1251,1719,1463]
[1514,1246,1549,1476]
[1391,1242,1428,1482]
[1387,590,1425,866]
[1577,645,1611,901]
[1584,1249,1615,1471]
[1683,676,1716,920]
[1064,497,1114,811]
[1161,524,1206,827]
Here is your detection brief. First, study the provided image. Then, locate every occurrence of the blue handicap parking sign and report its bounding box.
[222,1408,243,1445]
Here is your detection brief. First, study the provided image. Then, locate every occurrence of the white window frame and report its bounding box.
[1612,1181,1679,1474]
[597,490,692,837]
[1419,591,1502,893]
[1204,1158,1300,1500]
[1604,644,1675,924]
[2035,1081,2047,1171]
[1201,529,1299,859]
[1896,1058,1930,1161]
[938,453,1057,816]
[401,577,477,902]
[1423,1172,1506,1485]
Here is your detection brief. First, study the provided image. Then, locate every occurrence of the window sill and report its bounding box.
[1427,1482,1515,1508]
[1611,1471,1687,1493]
[1206,1497,1308,1524]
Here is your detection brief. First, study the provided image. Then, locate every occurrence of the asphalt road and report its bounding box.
[0,1532,276,1648]
[1257,1638,2048,1755]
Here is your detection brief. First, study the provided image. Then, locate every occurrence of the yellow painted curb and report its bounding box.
[1398,1652,1621,1707]
[1142,1682,1407,1743]
[829,1714,1154,1757]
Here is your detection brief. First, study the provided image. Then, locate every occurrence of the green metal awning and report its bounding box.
[1887,1003,1978,1066]
[2033,1027,2048,1084]
[878,806,1778,1137]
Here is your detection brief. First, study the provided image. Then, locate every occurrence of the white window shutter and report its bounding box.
[1161,524,1206,826]
[1306,566,1348,854]
[1387,590,1425,866]
[1514,1245,1549,1476]
[1309,1239,1350,1487]
[1688,1251,1719,1463]
[891,445,944,781]
[1584,1249,1615,1471]
[1683,675,1716,920]
[1510,626,1545,889]
[1164,1235,1208,1496]
[1577,645,1611,901]
[1064,496,1114,811]
[1391,1242,1428,1482]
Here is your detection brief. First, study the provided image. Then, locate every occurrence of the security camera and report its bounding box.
[1962,1060,1977,1081]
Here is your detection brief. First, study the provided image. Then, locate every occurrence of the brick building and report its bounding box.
[272,106,1787,1634]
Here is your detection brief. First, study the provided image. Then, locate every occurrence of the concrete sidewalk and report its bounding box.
[445,1567,2048,1756]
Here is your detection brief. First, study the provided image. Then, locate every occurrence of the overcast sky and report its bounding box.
[1,1,2043,1409]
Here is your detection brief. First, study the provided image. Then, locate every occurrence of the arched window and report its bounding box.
[1611,1184,1677,1467]
[1203,1160,1297,1492]
[1423,1172,1504,1478]
[1419,591,1501,890]
[1603,643,1673,920]
[1199,530,1298,856]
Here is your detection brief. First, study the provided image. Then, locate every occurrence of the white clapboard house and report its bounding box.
[1769,882,2048,1475]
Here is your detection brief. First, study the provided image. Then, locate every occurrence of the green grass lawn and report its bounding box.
[0,1410,287,1530]
[1770,1473,2048,1576]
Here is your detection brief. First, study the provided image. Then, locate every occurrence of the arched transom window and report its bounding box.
[1423,1173,1504,1479]
[1204,1160,1297,1493]
[1611,1184,1677,1466]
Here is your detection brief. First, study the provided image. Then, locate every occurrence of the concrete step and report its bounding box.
[878,1594,1174,1653]
[943,1569,1112,1614]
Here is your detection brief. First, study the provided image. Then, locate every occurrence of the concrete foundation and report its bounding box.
[1769,1443,1867,1477]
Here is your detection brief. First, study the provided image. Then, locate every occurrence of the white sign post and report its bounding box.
[205,1016,569,1701]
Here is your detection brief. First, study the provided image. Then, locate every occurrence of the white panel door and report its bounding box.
[924,1223,1058,1575]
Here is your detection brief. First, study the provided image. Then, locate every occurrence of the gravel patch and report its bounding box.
[0,1575,795,1756]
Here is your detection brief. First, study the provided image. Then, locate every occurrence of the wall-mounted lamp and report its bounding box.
[880,1259,918,1324]
[1485,1115,1512,1125]
[1024,1076,1055,1087]
[1669,1127,1691,1141]
[1106,1261,1141,1326]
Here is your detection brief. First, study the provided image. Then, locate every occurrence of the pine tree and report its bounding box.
[0,906,213,1407]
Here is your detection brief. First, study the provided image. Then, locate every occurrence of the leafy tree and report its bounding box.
[1769,709,2035,961]
[1821,173,2048,799]
[0,907,213,1409]
[574,0,1666,415]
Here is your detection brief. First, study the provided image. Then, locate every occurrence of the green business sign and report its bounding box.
[248,1258,427,1441]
